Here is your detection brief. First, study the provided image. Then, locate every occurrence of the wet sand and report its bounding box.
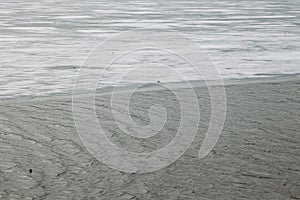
[0,79,299,199]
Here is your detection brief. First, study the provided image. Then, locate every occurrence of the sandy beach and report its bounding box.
[0,77,299,199]
[1,0,299,199]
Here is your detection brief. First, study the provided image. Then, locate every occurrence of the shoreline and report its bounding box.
[1,73,300,104]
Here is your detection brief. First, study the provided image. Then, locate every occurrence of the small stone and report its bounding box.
[29,169,33,174]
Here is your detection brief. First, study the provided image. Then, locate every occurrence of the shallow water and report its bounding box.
[1,0,300,98]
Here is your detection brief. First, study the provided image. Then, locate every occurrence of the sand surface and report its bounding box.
[0,79,299,199]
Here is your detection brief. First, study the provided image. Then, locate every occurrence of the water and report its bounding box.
[1,0,299,99]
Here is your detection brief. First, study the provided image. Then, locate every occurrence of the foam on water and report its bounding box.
[0,0,299,99]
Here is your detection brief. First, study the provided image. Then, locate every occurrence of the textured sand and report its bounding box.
[0,79,299,199]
